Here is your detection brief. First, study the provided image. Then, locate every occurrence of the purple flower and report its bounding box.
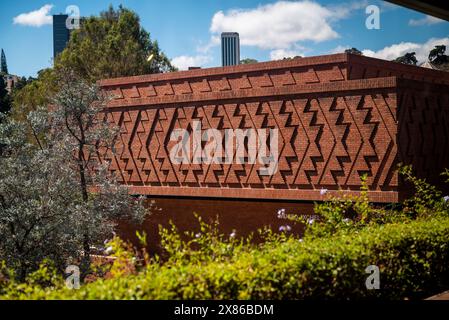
[279,225,291,232]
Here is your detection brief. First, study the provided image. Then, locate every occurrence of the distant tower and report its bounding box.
[53,14,71,59]
[1,49,8,74]
[221,32,240,67]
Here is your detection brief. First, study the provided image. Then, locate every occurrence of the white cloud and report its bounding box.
[327,0,369,21]
[409,15,445,26]
[329,45,351,54]
[270,48,304,60]
[362,37,449,64]
[171,55,212,70]
[196,36,220,54]
[209,1,342,50]
[13,4,53,27]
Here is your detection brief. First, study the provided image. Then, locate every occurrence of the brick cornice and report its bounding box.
[126,185,399,203]
[106,77,398,108]
[99,53,349,87]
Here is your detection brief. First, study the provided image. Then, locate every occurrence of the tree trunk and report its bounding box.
[78,146,91,281]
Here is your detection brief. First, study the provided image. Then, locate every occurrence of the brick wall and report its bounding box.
[98,53,449,203]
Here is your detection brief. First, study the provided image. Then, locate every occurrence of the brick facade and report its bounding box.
[98,53,449,203]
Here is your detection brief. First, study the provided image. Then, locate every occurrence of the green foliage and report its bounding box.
[345,48,363,55]
[393,52,417,65]
[10,5,175,122]
[429,45,448,65]
[55,5,176,82]
[159,213,250,267]
[295,175,406,239]
[0,75,12,115]
[106,237,137,278]
[11,69,57,122]
[0,74,148,281]
[240,58,258,65]
[0,260,64,299]
[3,215,448,300]
[399,165,448,218]
[2,165,449,299]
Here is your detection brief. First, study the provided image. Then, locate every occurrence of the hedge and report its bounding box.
[4,216,449,300]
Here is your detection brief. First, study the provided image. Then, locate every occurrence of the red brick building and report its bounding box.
[99,53,449,203]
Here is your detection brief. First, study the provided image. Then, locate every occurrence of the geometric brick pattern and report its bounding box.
[98,53,449,203]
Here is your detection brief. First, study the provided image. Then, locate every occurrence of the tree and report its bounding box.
[0,76,11,114]
[393,52,417,65]
[240,58,258,65]
[1,49,8,75]
[11,68,57,122]
[12,76,34,92]
[55,5,176,82]
[0,73,148,280]
[429,45,449,65]
[13,5,176,125]
[345,48,363,55]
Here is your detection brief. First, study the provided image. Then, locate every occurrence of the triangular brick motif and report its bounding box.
[317,97,350,186]
[147,84,157,97]
[109,87,124,99]
[266,101,288,185]
[173,81,192,95]
[122,85,141,99]
[190,79,211,93]
[303,68,320,84]
[249,73,273,88]
[344,95,378,185]
[293,99,324,186]
[95,56,449,203]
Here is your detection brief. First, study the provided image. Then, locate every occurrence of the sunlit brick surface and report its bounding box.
[98,53,449,203]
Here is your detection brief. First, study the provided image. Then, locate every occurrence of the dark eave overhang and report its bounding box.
[385,0,449,21]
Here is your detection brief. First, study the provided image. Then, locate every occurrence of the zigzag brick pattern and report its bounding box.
[97,53,449,203]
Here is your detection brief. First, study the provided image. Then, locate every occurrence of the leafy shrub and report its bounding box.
[2,215,448,300]
[2,166,449,300]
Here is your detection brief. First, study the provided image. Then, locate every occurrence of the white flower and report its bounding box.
[320,188,328,196]
[279,226,286,232]
[343,218,350,223]
[230,231,236,238]
[277,208,286,219]
[195,233,201,238]
[307,218,315,225]
[444,196,449,202]
[104,246,114,255]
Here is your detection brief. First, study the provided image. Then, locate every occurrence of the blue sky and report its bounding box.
[0,0,448,77]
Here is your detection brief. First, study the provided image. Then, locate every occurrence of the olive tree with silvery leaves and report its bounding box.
[0,72,148,281]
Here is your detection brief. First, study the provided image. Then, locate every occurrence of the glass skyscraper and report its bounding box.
[53,14,70,59]
[221,32,240,67]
